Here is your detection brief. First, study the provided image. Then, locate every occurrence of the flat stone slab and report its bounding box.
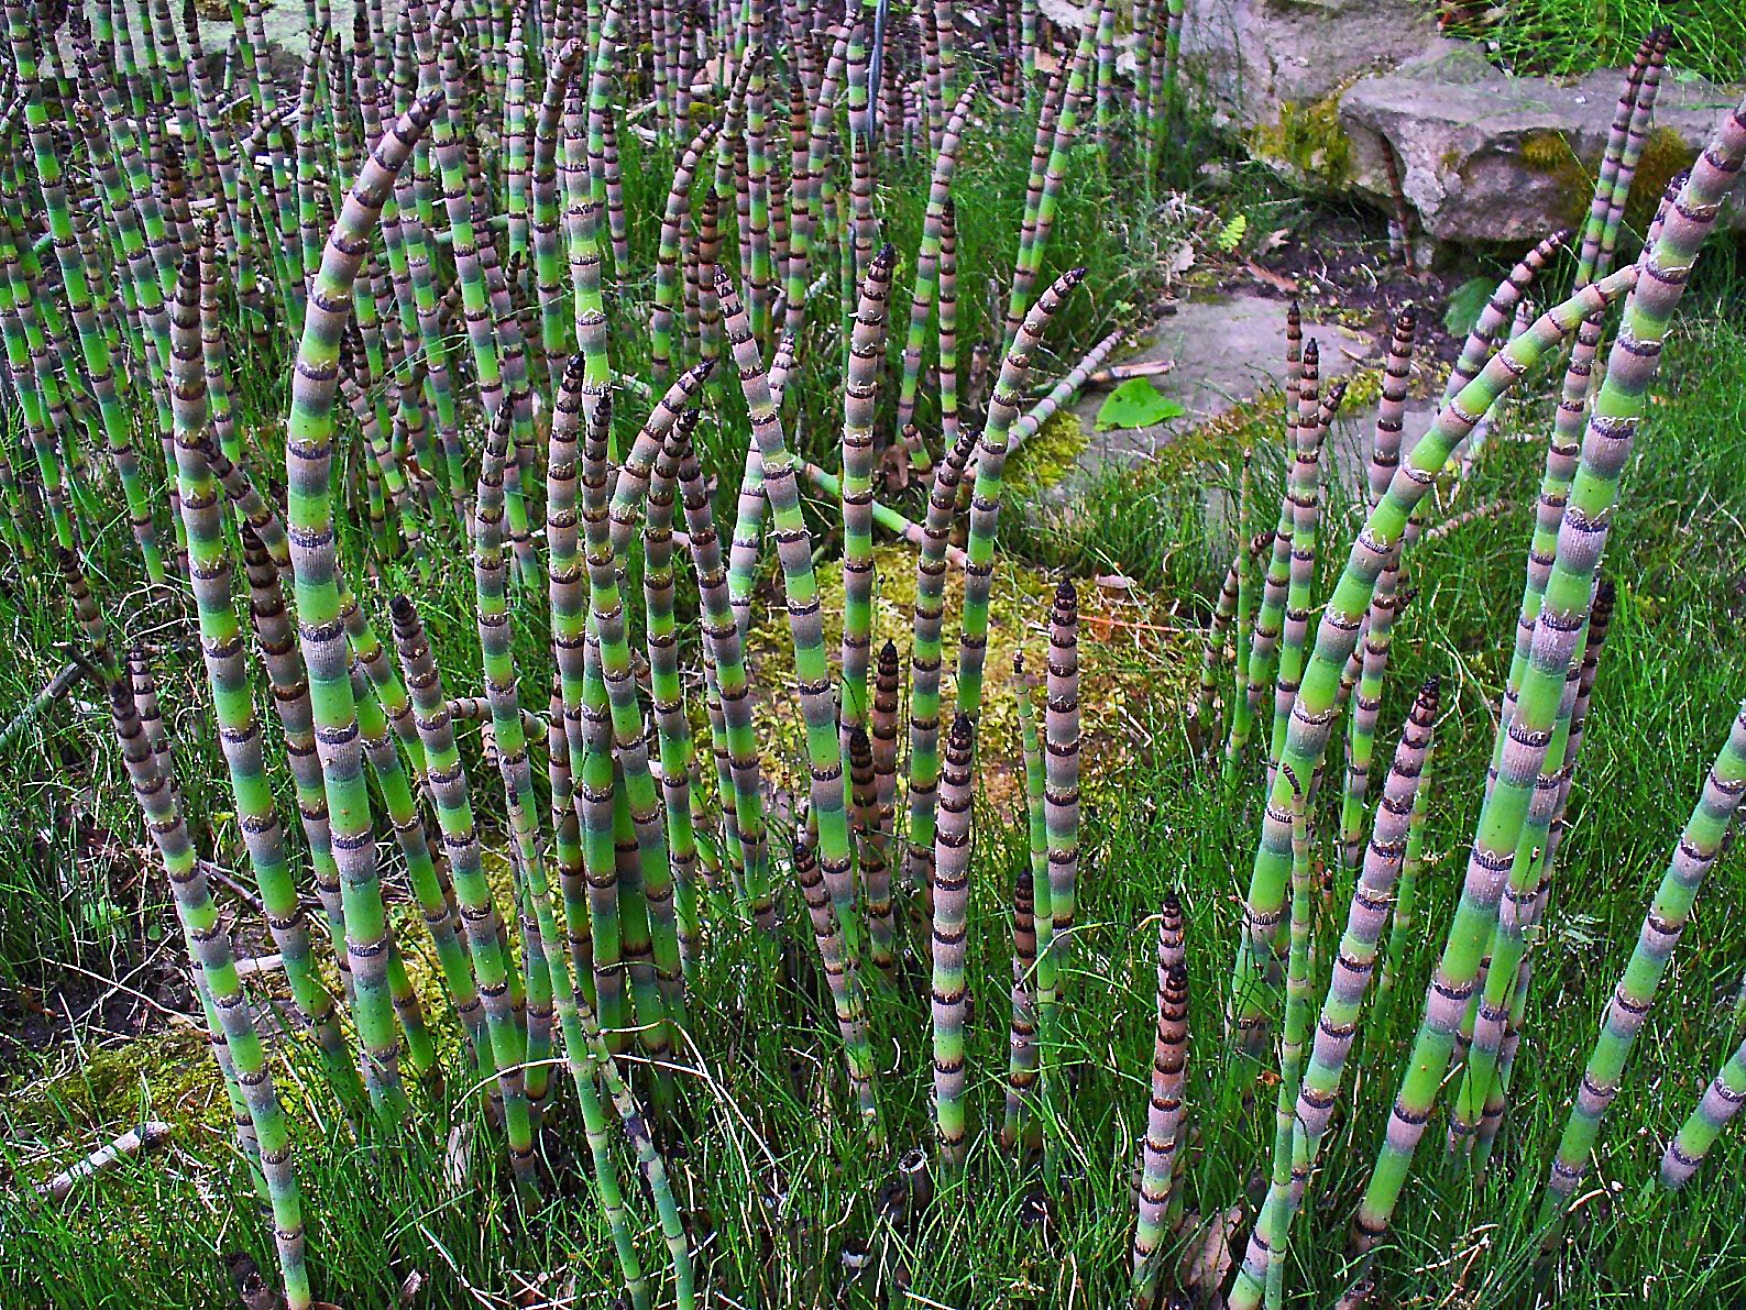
[1068,289,1434,498]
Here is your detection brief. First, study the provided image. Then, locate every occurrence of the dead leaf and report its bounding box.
[1179,1204,1244,1303]
[1244,260,1298,294]
[445,1121,474,1194]
[881,440,912,493]
[228,1252,282,1310]
[1332,1271,1377,1310]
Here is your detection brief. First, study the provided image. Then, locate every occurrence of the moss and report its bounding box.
[1247,94,1353,189]
[743,545,1198,814]
[1337,365,1386,416]
[1517,129,1593,229]
[1005,410,1089,495]
[6,1026,229,1141]
[1626,126,1699,236]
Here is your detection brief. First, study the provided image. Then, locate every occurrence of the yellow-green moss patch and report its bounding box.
[1005,409,1090,494]
[1248,94,1353,188]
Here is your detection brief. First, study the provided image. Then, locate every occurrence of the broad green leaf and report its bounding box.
[1443,276,1494,337]
[1095,379,1187,431]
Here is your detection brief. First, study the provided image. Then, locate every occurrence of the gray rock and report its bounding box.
[1339,43,1745,244]
[1066,288,1433,504]
[1180,0,1436,134]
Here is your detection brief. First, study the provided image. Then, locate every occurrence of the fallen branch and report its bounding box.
[0,658,91,752]
[41,1122,173,1201]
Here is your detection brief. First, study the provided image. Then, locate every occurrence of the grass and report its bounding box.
[9,264,1746,1305]
[1449,0,1746,85]
[7,36,1746,1305]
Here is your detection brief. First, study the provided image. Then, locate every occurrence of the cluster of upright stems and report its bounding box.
[12,0,1746,1304]
[1155,29,1746,1309]
[0,0,1185,1304]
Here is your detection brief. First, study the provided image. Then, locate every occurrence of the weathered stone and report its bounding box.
[1339,43,1743,244]
[1180,0,1437,134]
[1066,289,1432,490]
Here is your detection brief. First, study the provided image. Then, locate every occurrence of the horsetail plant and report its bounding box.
[1353,101,1746,1257]
[1228,259,1644,1046]
[931,711,977,1171]
[1542,702,1746,1233]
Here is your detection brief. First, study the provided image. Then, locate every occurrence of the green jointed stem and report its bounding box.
[1246,326,1305,727]
[238,526,356,1016]
[1661,1031,1746,1190]
[503,16,530,270]
[1449,603,1595,1150]
[1376,729,1436,1018]
[893,85,974,434]
[931,712,976,1170]
[1543,702,1746,1226]
[0,223,72,551]
[866,640,903,977]
[1301,678,1440,1142]
[1339,308,1418,870]
[1092,0,1115,150]
[346,646,486,1064]
[533,39,586,381]
[550,379,625,1032]
[8,2,165,583]
[957,268,1086,725]
[653,122,720,379]
[1493,99,1668,762]
[1006,321,1118,442]
[1442,232,1564,409]
[1003,840,1041,1152]
[1354,104,1746,1253]
[1241,683,1439,1306]
[1471,582,1618,1171]
[1576,30,1668,288]
[1044,580,1081,993]
[389,597,534,1181]
[580,394,688,1048]
[109,671,310,1310]
[844,10,875,279]
[743,0,772,338]
[1224,522,1263,782]
[1227,263,1639,1047]
[716,263,880,1140]
[607,359,721,561]
[646,417,703,972]
[283,90,445,1117]
[784,23,849,339]
[1004,38,1092,349]
[511,387,693,1284]
[1201,544,1243,754]
[937,197,961,452]
[903,426,977,949]
[1268,365,1342,777]
[1004,655,1047,1151]
[673,424,771,928]
[1230,776,1312,1310]
[839,243,897,749]
[848,724,896,981]
[166,252,355,1094]
[470,407,554,1112]
[586,0,630,279]
[1132,951,1189,1304]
